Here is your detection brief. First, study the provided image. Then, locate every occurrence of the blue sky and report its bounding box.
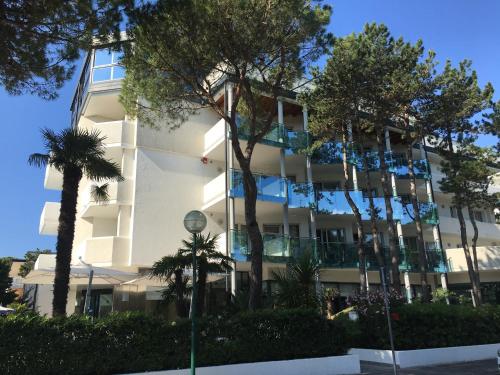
[0,0,499,259]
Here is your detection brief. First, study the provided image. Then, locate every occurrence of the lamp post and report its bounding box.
[183,210,207,375]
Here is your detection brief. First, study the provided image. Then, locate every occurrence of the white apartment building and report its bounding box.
[34,46,500,317]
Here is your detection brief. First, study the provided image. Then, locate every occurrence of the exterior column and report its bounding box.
[404,271,412,303]
[278,99,289,241]
[420,140,448,292]
[226,83,237,296]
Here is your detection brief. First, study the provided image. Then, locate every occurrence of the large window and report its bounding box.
[92,48,125,82]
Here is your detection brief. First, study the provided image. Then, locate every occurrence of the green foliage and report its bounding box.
[0,258,16,306]
[18,249,53,278]
[0,309,352,375]
[272,250,320,309]
[431,287,457,304]
[1,1,128,99]
[354,303,500,350]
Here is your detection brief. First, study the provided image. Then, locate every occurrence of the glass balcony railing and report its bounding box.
[230,230,317,263]
[229,170,438,224]
[234,117,287,147]
[230,232,447,272]
[70,47,125,128]
[230,170,286,204]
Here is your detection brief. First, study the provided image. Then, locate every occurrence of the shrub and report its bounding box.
[354,303,500,350]
[0,309,352,375]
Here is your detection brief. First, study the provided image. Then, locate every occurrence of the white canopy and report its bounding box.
[0,306,15,315]
[24,265,137,286]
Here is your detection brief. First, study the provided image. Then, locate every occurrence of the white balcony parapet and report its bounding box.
[39,202,60,235]
[80,236,130,267]
[203,172,226,210]
[439,215,500,240]
[203,118,225,157]
[80,179,132,219]
[446,246,500,272]
[93,120,135,148]
[44,165,63,190]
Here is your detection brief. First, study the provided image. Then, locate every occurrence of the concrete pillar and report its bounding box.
[347,123,359,190]
[404,271,412,303]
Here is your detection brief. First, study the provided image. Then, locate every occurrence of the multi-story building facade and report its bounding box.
[35,46,500,316]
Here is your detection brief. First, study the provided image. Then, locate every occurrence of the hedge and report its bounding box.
[355,303,500,350]
[0,309,354,375]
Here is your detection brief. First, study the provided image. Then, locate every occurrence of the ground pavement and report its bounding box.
[360,359,497,374]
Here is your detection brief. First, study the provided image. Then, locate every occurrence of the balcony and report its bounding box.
[39,202,60,235]
[91,120,134,147]
[446,246,500,272]
[71,48,125,128]
[310,143,431,179]
[439,215,500,240]
[44,165,63,190]
[230,169,286,204]
[80,180,132,219]
[79,236,130,267]
[229,230,446,272]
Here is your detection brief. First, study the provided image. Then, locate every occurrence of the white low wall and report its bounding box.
[350,343,500,368]
[126,354,360,375]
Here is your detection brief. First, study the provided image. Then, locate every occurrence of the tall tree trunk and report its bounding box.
[406,143,430,302]
[456,206,482,306]
[467,204,482,300]
[360,151,385,270]
[340,129,367,294]
[240,163,263,310]
[375,126,401,292]
[53,166,82,317]
[197,256,207,316]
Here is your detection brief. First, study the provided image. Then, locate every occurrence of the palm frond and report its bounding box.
[27,153,49,168]
[90,183,110,203]
[85,157,123,182]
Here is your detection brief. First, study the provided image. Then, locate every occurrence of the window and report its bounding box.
[92,48,125,82]
[317,228,346,244]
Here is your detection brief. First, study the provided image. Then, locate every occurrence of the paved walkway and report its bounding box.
[360,360,498,374]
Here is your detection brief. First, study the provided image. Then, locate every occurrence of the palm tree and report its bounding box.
[152,233,233,317]
[272,250,320,309]
[29,127,122,316]
[151,253,192,318]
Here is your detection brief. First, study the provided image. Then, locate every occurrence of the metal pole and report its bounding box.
[380,266,398,375]
[83,269,94,315]
[191,235,198,375]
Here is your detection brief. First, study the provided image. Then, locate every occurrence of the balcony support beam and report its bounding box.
[404,271,412,303]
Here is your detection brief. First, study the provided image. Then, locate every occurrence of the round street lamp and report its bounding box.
[183,210,207,375]
[184,210,207,234]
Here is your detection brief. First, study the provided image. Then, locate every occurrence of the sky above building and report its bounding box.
[0,0,498,259]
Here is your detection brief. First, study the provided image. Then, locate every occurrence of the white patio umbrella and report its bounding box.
[24,265,137,285]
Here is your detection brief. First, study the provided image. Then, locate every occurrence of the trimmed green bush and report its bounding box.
[0,309,353,375]
[355,303,500,350]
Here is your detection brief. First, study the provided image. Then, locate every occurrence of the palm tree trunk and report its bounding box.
[406,144,430,302]
[456,206,482,305]
[174,269,188,318]
[340,129,366,294]
[53,166,82,317]
[467,204,482,300]
[197,257,208,316]
[375,127,401,292]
